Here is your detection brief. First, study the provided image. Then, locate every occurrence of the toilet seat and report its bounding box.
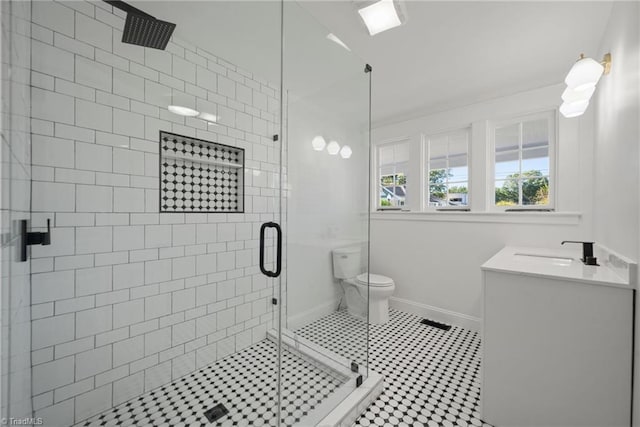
[356,273,394,287]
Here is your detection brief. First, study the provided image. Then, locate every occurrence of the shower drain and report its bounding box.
[203,403,229,423]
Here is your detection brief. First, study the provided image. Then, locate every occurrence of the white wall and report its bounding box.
[0,0,33,419]
[28,1,280,424]
[591,2,640,424]
[370,84,595,325]
[285,94,370,328]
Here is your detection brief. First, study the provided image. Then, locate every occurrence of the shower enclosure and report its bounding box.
[0,0,375,425]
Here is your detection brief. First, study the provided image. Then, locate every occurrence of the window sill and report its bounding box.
[370,210,582,225]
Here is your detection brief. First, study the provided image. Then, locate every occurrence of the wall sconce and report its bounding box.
[560,53,611,118]
[311,136,351,159]
[311,136,327,151]
[327,140,341,155]
[340,145,352,159]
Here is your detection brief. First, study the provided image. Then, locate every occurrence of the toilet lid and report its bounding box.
[356,273,394,287]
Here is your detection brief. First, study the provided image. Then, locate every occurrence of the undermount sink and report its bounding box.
[514,252,574,262]
[483,246,635,289]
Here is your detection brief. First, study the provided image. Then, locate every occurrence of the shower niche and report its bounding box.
[159,131,245,213]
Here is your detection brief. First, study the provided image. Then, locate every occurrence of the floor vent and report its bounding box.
[420,318,452,331]
[203,403,229,423]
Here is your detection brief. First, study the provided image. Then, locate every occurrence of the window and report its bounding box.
[491,112,554,209]
[377,140,409,209]
[425,128,470,208]
[373,109,559,216]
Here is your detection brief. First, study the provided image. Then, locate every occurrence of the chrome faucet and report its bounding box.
[561,241,599,265]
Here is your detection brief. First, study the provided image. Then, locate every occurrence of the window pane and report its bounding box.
[428,168,449,185]
[380,174,394,186]
[495,158,519,179]
[428,185,446,206]
[448,134,467,156]
[522,146,549,175]
[495,123,519,152]
[522,176,549,205]
[430,158,447,170]
[380,174,406,208]
[379,145,395,166]
[378,141,409,208]
[448,153,467,168]
[394,142,410,163]
[523,119,548,149]
[495,179,519,206]
[449,165,468,182]
[493,114,553,207]
[429,138,448,159]
[379,165,395,176]
[448,182,468,206]
[426,128,470,209]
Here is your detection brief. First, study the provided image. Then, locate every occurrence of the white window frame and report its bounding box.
[487,110,557,211]
[424,127,472,211]
[373,138,411,211]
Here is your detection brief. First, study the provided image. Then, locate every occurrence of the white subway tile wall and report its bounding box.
[29,1,282,425]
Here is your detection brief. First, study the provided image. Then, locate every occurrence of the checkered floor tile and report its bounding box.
[297,309,493,427]
[294,309,368,368]
[77,340,346,427]
[79,309,491,427]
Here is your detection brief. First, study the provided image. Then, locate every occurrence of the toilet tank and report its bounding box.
[332,246,361,279]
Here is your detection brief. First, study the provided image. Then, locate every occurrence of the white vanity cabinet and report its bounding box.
[481,247,635,427]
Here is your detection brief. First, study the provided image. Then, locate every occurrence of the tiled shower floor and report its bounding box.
[77,340,346,427]
[298,309,492,427]
[79,309,491,427]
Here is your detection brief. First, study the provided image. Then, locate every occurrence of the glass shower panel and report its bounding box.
[1,0,375,424]
[1,0,33,422]
[21,0,288,425]
[280,1,371,423]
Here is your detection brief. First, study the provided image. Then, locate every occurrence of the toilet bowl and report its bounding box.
[342,273,395,324]
[333,246,395,324]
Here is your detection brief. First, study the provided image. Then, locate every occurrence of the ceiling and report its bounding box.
[135,1,613,125]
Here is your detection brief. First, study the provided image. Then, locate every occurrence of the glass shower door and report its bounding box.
[276,1,372,424]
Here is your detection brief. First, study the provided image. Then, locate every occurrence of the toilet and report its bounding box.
[332,246,395,324]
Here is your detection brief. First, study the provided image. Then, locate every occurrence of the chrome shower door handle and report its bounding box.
[259,222,282,278]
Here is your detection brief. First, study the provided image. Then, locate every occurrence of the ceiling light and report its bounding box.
[327,140,340,155]
[561,86,595,103]
[560,100,589,118]
[327,33,351,51]
[340,145,352,159]
[198,112,218,123]
[168,105,199,117]
[564,53,610,91]
[358,0,403,36]
[311,136,327,151]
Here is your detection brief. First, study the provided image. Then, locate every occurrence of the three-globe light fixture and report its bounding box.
[312,136,352,159]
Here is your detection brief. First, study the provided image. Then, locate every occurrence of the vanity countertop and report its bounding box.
[481,246,636,290]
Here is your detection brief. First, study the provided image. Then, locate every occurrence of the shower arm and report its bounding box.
[103,0,154,19]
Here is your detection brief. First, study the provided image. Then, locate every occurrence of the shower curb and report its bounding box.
[266,329,384,426]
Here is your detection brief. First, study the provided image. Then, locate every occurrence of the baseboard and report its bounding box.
[390,297,481,332]
[286,298,340,331]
